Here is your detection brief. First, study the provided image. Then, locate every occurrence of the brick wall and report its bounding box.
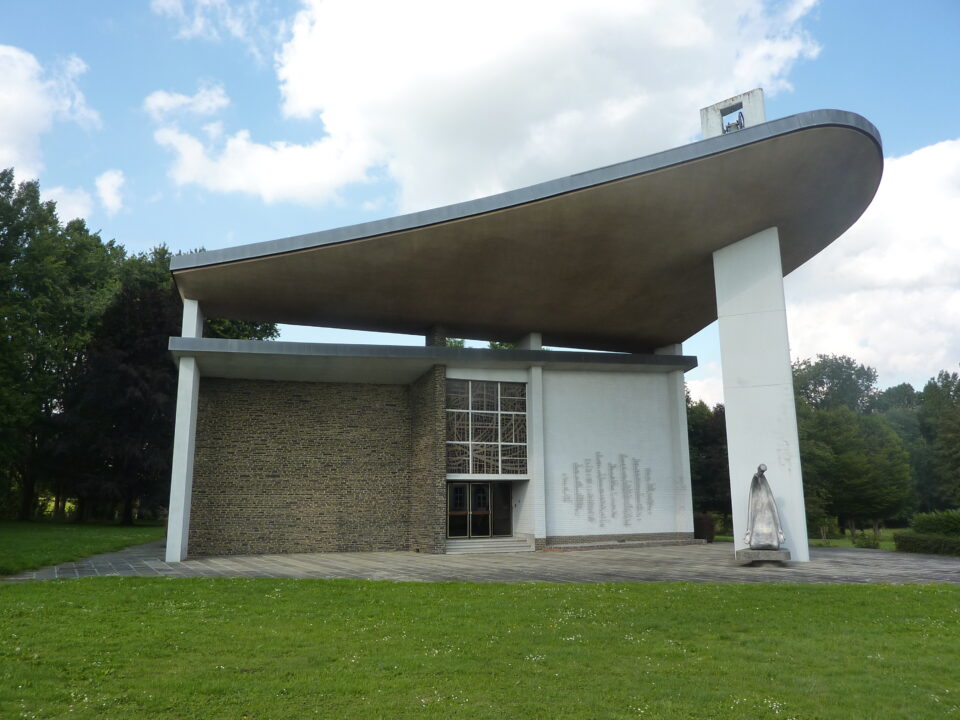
[189,370,445,557]
[408,365,447,553]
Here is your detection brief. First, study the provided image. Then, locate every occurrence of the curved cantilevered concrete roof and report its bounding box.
[171,110,882,353]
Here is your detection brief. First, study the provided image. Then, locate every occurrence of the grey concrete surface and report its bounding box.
[4,540,959,584]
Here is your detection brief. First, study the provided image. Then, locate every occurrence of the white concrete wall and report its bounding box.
[713,227,810,561]
[511,480,534,538]
[542,370,693,538]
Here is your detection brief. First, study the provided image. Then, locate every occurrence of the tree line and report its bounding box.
[689,354,960,535]
[0,169,277,523]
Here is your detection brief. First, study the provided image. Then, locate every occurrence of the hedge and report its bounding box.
[894,531,960,557]
[910,509,960,536]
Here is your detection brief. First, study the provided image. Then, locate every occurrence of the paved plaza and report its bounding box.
[5,540,960,584]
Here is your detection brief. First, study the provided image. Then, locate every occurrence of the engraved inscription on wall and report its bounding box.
[558,452,657,527]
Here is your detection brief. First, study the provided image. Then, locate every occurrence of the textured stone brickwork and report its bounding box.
[189,375,444,557]
[545,532,693,547]
[408,366,447,553]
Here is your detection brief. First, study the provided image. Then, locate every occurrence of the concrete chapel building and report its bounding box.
[164,91,883,564]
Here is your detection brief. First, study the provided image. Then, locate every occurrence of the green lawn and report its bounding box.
[1,579,957,719]
[0,521,165,575]
[715,528,902,551]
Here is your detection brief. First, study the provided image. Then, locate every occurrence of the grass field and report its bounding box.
[715,527,902,551]
[0,521,165,575]
[1,579,957,719]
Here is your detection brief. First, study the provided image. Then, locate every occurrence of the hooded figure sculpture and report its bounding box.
[744,464,785,550]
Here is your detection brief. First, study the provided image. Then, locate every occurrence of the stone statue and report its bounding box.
[744,464,785,550]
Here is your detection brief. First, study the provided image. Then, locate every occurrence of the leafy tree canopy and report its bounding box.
[793,354,878,412]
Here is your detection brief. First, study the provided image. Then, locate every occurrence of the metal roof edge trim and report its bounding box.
[168,337,698,372]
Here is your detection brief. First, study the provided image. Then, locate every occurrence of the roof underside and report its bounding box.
[172,110,882,353]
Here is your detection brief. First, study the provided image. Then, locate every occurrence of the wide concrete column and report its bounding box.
[655,344,694,532]
[713,227,809,562]
[165,299,203,562]
[527,365,547,546]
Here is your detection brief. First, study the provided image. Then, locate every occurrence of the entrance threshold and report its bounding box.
[445,536,535,555]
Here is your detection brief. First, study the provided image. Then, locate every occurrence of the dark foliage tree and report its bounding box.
[792,354,878,412]
[796,404,912,533]
[919,370,960,509]
[0,169,123,519]
[686,396,730,516]
[54,246,278,523]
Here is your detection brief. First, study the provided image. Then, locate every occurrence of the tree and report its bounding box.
[797,405,912,533]
[792,354,878,412]
[55,246,278,523]
[919,370,960,508]
[686,396,730,516]
[0,169,123,519]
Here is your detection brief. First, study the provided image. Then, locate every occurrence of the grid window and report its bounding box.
[445,380,528,475]
[446,443,470,474]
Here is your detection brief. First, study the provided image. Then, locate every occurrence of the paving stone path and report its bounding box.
[5,540,960,584]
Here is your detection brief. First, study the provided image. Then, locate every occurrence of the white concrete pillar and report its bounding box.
[713,227,809,562]
[527,365,547,544]
[165,299,203,562]
[517,332,542,350]
[655,344,694,533]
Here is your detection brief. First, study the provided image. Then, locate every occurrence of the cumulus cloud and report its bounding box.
[274,0,820,211]
[143,81,229,122]
[151,0,275,61]
[153,0,819,208]
[784,138,960,390]
[686,361,725,408]
[0,45,99,179]
[154,126,376,204]
[41,185,93,221]
[95,169,125,215]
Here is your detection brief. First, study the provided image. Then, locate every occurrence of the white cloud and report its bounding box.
[0,45,99,179]
[154,126,376,204]
[42,185,93,221]
[686,362,725,408]
[272,0,820,211]
[95,169,125,215]
[143,81,230,122]
[151,0,271,60]
[785,138,960,390]
[153,0,819,208]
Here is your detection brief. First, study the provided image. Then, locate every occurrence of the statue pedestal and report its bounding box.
[736,548,791,565]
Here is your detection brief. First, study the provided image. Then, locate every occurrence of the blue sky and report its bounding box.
[2,0,958,403]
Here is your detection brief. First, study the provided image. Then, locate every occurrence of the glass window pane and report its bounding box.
[471,412,498,443]
[446,411,469,442]
[500,382,526,399]
[500,413,527,443]
[492,483,512,536]
[500,396,527,412]
[446,379,469,410]
[501,445,527,474]
[471,443,499,474]
[446,443,470,473]
[449,484,468,511]
[471,381,498,411]
[448,513,468,537]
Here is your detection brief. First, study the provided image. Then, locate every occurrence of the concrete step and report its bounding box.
[446,537,535,554]
[546,538,706,551]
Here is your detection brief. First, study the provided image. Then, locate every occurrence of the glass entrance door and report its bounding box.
[470,483,490,537]
[447,482,512,538]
